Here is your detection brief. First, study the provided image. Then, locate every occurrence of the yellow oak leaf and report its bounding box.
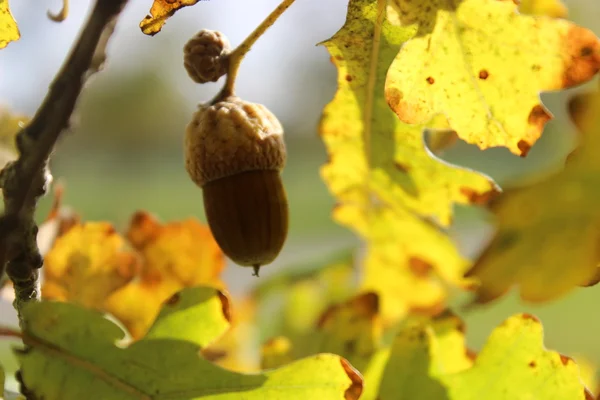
[465,86,600,303]
[385,0,600,156]
[320,0,495,323]
[126,211,225,288]
[103,279,181,340]
[43,211,225,339]
[139,0,202,36]
[517,0,568,19]
[42,223,139,309]
[0,0,19,49]
[362,313,590,400]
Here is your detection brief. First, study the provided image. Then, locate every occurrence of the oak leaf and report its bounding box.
[385,0,600,156]
[320,0,494,323]
[42,222,139,309]
[465,85,600,303]
[140,0,202,36]
[43,211,225,339]
[364,313,590,400]
[0,0,19,48]
[16,291,363,400]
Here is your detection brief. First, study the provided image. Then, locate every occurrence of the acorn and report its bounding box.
[183,29,231,84]
[185,96,288,276]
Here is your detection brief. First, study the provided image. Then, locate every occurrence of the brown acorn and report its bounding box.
[185,96,288,276]
[183,29,231,84]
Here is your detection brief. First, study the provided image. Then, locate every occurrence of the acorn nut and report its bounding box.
[185,96,288,276]
[183,29,231,84]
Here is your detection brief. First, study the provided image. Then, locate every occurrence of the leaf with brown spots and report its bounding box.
[320,0,496,324]
[140,0,202,36]
[465,86,600,304]
[0,0,19,48]
[364,313,590,400]
[385,0,600,156]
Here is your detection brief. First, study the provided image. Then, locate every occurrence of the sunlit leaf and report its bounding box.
[465,86,600,303]
[0,1,19,49]
[366,313,589,400]
[518,0,568,18]
[320,0,494,323]
[140,0,202,36]
[385,0,600,156]
[43,211,225,339]
[145,286,231,348]
[126,211,224,288]
[442,314,590,399]
[42,222,139,309]
[17,299,363,400]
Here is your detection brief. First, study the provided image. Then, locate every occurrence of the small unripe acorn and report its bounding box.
[183,29,231,84]
[185,96,288,275]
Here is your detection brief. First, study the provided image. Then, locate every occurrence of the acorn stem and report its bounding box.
[252,265,260,277]
[219,0,297,98]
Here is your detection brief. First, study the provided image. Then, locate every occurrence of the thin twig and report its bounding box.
[218,0,297,99]
[0,0,129,328]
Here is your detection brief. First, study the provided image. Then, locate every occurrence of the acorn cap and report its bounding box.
[185,96,286,187]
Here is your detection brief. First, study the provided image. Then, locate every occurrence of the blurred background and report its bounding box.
[0,0,600,388]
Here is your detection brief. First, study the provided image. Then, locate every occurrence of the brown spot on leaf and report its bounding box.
[127,211,161,248]
[529,361,536,368]
[345,74,353,82]
[460,186,501,205]
[341,358,364,400]
[352,292,380,317]
[531,64,541,71]
[394,162,410,173]
[527,104,552,134]
[521,313,540,322]
[317,304,340,328]
[410,301,446,317]
[580,266,600,287]
[426,76,435,84]
[583,388,594,400]
[165,292,180,306]
[560,354,573,366]
[563,26,600,87]
[466,348,478,361]
[344,340,357,354]
[408,257,433,277]
[217,291,232,322]
[386,87,403,110]
[478,69,489,80]
[201,348,227,362]
[517,140,532,157]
